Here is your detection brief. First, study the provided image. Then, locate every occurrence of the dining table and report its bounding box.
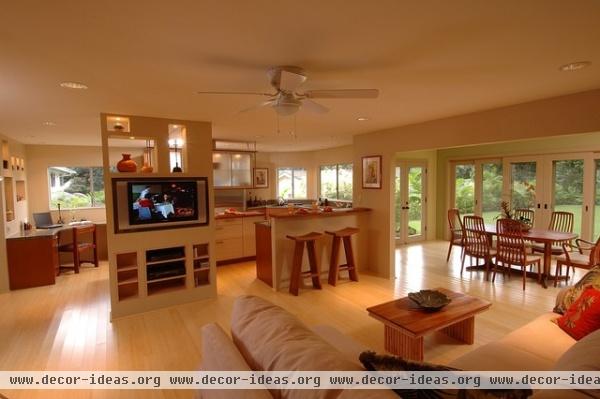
[483,224,578,289]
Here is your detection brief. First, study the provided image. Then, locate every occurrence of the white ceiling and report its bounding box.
[1,1,599,152]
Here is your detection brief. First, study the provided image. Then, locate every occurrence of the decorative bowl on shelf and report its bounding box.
[408,290,451,311]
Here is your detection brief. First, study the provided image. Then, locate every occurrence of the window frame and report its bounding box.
[47,166,106,210]
[318,163,353,201]
[277,167,308,200]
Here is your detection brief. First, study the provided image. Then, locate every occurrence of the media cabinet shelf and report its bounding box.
[193,243,210,287]
[116,265,138,272]
[116,252,139,301]
[147,274,186,283]
[118,277,139,286]
[146,257,186,266]
[147,277,186,296]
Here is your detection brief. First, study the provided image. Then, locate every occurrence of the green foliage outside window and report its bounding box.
[49,166,105,209]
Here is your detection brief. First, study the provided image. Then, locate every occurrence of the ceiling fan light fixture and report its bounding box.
[559,61,591,72]
[273,93,302,116]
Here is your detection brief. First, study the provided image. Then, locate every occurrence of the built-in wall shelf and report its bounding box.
[116,252,139,300]
[3,176,15,222]
[102,113,215,319]
[15,180,26,202]
[193,243,210,287]
[145,246,187,295]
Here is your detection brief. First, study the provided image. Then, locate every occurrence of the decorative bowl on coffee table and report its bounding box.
[408,289,451,311]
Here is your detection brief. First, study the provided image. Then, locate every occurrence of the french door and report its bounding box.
[451,159,503,225]
[504,153,592,239]
[395,161,427,244]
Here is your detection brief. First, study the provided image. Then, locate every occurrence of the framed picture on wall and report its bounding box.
[362,155,382,189]
[254,168,269,188]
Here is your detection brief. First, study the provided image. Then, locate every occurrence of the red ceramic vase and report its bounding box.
[117,153,137,172]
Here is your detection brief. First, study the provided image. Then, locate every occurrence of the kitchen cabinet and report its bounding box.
[214,215,266,262]
[242,216,265,257]
[213,151,253,188]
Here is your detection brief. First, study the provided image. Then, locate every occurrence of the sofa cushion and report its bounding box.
[552,328,600,399]
[200,323,273,399]
[231,295,374,399]
[556,287,600,340]
[495,313,575,364]
[554,266,600,314]
[449,341,555,371]
[310,325,369,367]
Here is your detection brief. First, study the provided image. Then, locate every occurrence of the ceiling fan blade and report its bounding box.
[279,70,307,92]
[237,99,276,114]
[197,91,274,96]
[302,99,329,114]
[303,89,379,99]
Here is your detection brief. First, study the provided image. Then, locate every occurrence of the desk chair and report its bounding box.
[58,224,99,273]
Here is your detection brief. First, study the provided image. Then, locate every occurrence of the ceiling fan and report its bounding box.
[197,65,379,116]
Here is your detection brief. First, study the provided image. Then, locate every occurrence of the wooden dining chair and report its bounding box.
[531,211,574,256]
[554,236,600,287]
[513,208,535,226]
[494,218,542,290]
[461,215,495,279]
[58,224,99,273]
[446,208,464,262]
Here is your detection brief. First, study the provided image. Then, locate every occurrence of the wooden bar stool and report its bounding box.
[286,232,323,296]
[326,227,359,286]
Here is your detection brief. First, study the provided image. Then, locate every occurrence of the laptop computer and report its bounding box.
[33,212,63,229]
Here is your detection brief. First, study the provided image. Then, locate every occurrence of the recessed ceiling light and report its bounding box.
[559,61,591,72]
[129,136,135,140]
[42,121,56,126]
[357,117,369,121]
[60,81,88,89]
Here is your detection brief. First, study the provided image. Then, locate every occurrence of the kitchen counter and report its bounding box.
[268,207,369,219]
[215,210,265,219]
[254,207,370,291]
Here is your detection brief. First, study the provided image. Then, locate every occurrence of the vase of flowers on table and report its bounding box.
[498,200,533,231]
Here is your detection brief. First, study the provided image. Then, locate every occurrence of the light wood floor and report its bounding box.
[0,240,572,398]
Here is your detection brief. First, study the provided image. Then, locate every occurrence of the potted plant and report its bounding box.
[498,201,533,231]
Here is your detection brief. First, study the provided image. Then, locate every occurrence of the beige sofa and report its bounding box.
[200,295,600,399]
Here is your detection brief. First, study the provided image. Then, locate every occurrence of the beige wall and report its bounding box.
[353,89,600,278]
[251,145,354,201]
[26,145,107,223]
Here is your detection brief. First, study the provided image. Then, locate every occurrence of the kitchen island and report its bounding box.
[255,207,370,291]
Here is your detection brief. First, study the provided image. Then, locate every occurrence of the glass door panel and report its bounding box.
[510,162,537,210]
[407,166,424,239]
[395,161,427,244]
[454,164,475,216]
[394,166,402,240]
[481,162,503,224]
[552,159,584,236]
[594,160,600,240]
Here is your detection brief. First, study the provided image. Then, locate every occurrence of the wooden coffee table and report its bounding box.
[367,288,491,361]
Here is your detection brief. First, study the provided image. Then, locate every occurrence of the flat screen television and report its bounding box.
[128,181,199,225]
[112,177,208,233]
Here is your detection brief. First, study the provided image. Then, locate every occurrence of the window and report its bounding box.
[277,168,307,199]
[319,163,353,200]
[48,166,105,209]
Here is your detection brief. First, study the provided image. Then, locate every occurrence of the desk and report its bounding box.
[6,222,107,290]
[483,224,577,288]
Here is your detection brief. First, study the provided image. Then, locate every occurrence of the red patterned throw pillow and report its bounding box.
[557,287,600,340]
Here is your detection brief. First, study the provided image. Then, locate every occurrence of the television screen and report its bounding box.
[127,181,199,225]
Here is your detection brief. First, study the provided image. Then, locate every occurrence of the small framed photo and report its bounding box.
[362,155,382,189]
[254,168,269,188]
